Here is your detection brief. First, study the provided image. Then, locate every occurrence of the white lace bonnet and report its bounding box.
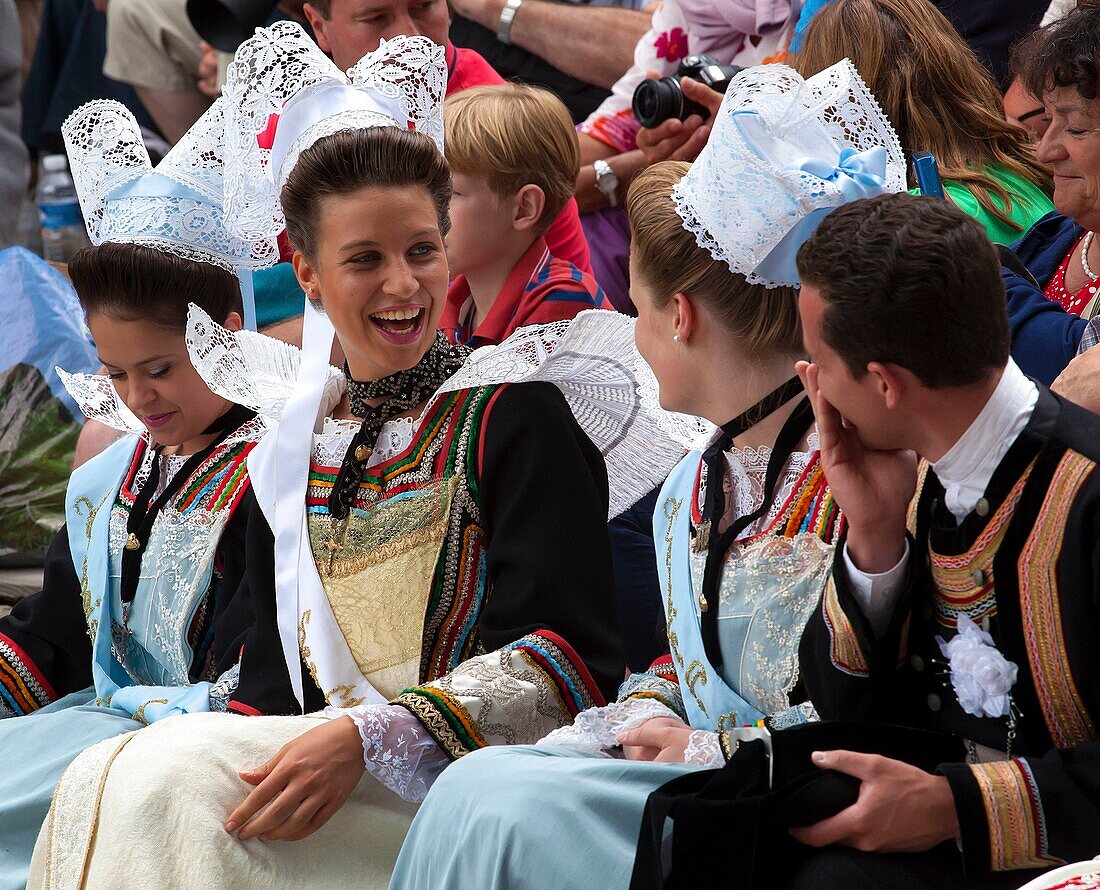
[220,22,446,263]
[61,97,270,329]
[673,59,907,288]
[60,98,272,277]
[55,97,275,428]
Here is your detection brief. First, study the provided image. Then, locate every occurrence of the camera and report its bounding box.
[632,55,742,129]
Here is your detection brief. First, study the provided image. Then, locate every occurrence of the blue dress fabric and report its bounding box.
[390,745,696,890]
[391,445,839,889]
[0,431,254,889]
[1003,211,1089,385]
[0,690,140,889]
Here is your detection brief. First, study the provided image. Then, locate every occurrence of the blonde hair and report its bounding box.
[626,162,802,357]
[445,84,580,233]
[794,0,1052,232]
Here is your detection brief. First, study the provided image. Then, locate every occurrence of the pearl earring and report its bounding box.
[673,334,680,342]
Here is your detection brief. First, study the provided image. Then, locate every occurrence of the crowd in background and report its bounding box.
[4,1,1100,889]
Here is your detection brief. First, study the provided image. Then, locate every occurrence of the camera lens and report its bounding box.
[632,77,684,129]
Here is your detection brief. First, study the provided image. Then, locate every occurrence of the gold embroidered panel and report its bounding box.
[1017,451,1098,748]
[307,477,458,685]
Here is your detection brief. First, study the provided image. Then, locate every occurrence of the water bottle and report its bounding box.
[36,154,89,264]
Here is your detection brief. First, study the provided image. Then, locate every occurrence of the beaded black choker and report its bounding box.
[329,332,471,521]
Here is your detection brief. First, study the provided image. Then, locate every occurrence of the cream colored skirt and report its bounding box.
[28,712,418,890]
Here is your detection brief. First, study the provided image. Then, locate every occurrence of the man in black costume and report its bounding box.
[787,193,1100,886]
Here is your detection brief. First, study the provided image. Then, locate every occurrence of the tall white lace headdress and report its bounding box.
[674,58,907,288]
[61,98,270,329]
[220,22,446,260]
[55,96,274,433]
[212,27,449,708]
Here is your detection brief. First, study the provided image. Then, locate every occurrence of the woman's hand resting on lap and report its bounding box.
[618,715,696,762]
[225,716,365,842]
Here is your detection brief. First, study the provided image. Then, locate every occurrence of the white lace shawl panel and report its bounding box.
[535,435,821,766]
[187,305,711,518]
[185,305,346,431]
[57,365,270,449]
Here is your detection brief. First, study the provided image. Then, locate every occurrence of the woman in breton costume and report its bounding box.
[28,27,687,888]
[0,98,273,889]
[389,60,909,890]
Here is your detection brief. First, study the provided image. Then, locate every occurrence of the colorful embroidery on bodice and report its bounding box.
[685,454,843,718]
[113,438,254,520]
[305,387,499,689]
[689,453,844,549]
[922,459,1037,630]
[104,438,254,684]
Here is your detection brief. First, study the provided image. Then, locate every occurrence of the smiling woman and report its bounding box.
[1014,3,1100,321]
[0,97,271,890]
[281,127,452,382]
[70,243,243,454]
[34,28,624,889]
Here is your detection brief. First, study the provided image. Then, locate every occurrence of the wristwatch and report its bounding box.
[593,159,620,208]
[497,0,524,44]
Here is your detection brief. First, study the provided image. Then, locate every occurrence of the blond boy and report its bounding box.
[441,84,610,346]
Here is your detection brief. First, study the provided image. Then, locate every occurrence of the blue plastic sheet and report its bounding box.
[0,247,97,563]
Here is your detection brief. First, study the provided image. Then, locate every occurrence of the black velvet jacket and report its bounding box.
[801,388,1100,874]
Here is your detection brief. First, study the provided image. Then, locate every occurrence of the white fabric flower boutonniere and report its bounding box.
[937,615,1018,719]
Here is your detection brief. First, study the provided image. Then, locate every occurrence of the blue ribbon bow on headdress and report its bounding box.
[752,144,889,284]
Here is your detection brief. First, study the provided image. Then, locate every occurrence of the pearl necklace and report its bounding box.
[1082,231,1099,281]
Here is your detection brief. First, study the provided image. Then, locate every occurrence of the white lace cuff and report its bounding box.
[325,703,448,803]
[683,730,724,768]
[536,698,680,754]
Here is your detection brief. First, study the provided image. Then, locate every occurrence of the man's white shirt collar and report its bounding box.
[930,360,1039,524]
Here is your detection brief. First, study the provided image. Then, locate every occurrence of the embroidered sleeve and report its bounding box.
[617,654,687,722]
[393,631,604,760]
[800,531,919,723]
[208,662,241,713]
[0,527,92,717]
[0,633,56,717]
[821,573,872,678]
[328,703,448,802]
[941,758,1064,874]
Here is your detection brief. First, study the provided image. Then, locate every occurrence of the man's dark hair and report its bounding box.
[1021,3,1100,101]
[796,193,1010,388]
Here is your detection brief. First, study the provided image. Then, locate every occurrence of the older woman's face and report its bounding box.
[293,184,449,383]
[1038,86,1100,231]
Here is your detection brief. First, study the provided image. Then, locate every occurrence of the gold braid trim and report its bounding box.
[394,691,477,760]
[822,574,869,677]
[1018,451,1098,747]
[971,760,1062,872]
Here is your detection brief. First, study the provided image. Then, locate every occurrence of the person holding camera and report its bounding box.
[574,0,799,313]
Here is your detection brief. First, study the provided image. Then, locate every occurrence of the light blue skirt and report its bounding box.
[0,689,142,890]
[389,745,703,890]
